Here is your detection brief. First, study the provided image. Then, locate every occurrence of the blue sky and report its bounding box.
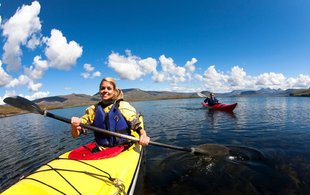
[1,0,310,104]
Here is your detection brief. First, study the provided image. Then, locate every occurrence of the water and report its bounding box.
[0,97,309,194]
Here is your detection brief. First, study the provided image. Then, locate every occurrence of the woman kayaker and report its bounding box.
[204,92,219,106]
[71,77,150,151]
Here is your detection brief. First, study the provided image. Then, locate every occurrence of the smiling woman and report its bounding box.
[70,77,151,147]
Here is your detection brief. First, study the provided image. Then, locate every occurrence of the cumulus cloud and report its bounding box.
[195,65,310,92]
[24,55,48,80]
[107,50,157,80]
[84,63,94,72]
[0,1,83,99]
[0,60,13,86]
[195,65,229,91]
[5,75,30,88]
[27,80,42,92]
[107,51,309,92]
[256,72,286,87]
[0,90,16,105]
[24,91,49,101]
[152,55,198,84]
[286,74,310,88]
[81,63,101,79]
[44,29,83,70]
[2,1,41,71]
[5,74,42,92]
[26,34,41,49]
[107,51,195,84]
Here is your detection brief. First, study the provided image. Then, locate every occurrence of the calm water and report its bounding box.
[0,97,309,194]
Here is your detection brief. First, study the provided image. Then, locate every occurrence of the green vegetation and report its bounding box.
[0,105,27,117]
[290,88,310,97]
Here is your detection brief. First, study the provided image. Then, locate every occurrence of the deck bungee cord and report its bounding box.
[19,157,127,194]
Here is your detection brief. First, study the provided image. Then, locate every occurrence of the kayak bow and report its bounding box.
[2,140,143,195]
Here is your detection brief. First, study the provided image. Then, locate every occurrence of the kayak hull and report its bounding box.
[2,141,143,195]
[202,102,237,112]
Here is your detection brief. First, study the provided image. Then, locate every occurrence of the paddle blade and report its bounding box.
[197,92,207,98]
[3,96,44,115]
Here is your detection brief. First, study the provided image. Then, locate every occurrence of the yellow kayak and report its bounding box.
[2,140,143,195]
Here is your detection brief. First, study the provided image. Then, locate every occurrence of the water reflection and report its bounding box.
[149,144,302,195]
[204,109,237,131]
[1,97,310,194]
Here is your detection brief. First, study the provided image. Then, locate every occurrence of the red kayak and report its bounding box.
[202,102,237,112]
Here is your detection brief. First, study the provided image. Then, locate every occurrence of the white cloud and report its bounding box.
[83,63,94,72]
[0,60,13,86]
[0,90,17,105]
[26,34,41,49]
[256,72,286,87]
[81,72,90,79]
[185,58,197,72]
[152,71,166,82]
[2,1,41,71]
[0,1,83,99]
[81,63,101,79]
[25,55,48,80]
[138,57,157,74]
[25,91,49,100]
[92,71,101,77]
[107,50,157,80]
[44,29,83,70]
[227,66,255,89]
[287,74,310,88]
[6,74,30,88]
[200,65,229,90]
[194,65,310,92]
[151,55,196,85]
[5,74,42,92]
[27,80,42,92]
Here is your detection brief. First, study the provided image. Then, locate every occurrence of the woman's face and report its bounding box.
[100,81,115,101]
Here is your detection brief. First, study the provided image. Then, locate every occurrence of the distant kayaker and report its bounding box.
[204,92,219,106]
[71,77,150,151]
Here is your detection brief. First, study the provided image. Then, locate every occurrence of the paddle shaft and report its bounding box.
[45,111,195,153]
[4,96,200,154]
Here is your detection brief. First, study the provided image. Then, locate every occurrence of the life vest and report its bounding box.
[92,100,131,147]
[205,97,218,106]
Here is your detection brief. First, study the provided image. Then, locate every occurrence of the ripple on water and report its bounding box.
[148,144,303,195]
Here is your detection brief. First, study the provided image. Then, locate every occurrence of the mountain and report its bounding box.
[33,93,101,109]
[1,87,309,117]
[223,88,310,97]
[289,88,310,97]
[0,90,199,117]
[93,88,198,101]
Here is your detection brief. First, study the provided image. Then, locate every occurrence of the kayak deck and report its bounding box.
[2,142,143,195]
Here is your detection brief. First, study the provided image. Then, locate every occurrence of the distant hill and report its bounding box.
[93,88,198,101]
[1,87,309,117]
[289,88,310,97]
[34,93,101,109]
[221,88,310,97]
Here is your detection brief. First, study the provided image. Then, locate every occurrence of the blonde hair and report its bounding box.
[99,77,124,100]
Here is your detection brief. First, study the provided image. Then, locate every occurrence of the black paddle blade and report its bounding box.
[3,96,44,115]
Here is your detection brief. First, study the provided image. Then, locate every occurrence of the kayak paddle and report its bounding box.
[197,92,207,98]
[4,96,209,155]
